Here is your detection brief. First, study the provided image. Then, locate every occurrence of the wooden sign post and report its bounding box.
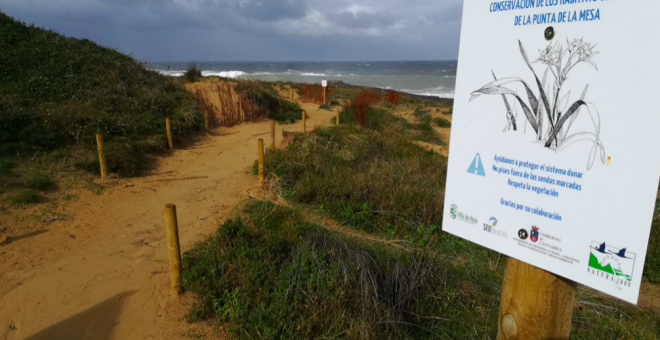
[498,258,576,340]
[95,133,108,180]
[322,78,327,105]
[257,139,265,185]
[166,117,174,149]
[270,121,276,150]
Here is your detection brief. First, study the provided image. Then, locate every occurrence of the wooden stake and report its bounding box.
[95,133,108,180]
[258,139,264,185]
[302,110,307,133]
[497,258,576,340]
[270,121,276,150]
[164,204,183,295]
[166,117,174,149]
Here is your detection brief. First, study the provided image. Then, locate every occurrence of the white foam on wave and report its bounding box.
[399,88,455,99]
[156,70,185,77]
[300,73,328,76]
[202,71,245,78]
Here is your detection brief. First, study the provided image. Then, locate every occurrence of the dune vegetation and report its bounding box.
[183,88,660,339]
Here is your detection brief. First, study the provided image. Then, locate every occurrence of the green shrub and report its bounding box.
[0,159,15,173]
[183,62,203,83]
[183,201,660,339]
[21,171,54,190]
[264,125,447,237]
[183,201,504,339]
[252,160,259,176]
[433,117,451,128]
[330,100,340,106]
[644,221,660,283]
[236,82,303,124]
[0,12,203,175]
[319,104,332,110]
[6,189,39,205]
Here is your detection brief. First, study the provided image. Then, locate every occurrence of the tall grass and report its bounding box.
[264,123,447,238]
[183,201,660,339]
[183,62,203,83]
[183,201,505,339]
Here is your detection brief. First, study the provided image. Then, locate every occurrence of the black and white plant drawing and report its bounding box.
[470,38,605,170]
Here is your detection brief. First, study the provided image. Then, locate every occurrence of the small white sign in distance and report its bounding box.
[443,0,660,304]
[322,80,327,87]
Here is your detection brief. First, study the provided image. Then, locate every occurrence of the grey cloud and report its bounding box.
[0,0,464,61]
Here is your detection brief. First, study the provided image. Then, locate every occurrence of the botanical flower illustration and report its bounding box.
[470,38,605,170]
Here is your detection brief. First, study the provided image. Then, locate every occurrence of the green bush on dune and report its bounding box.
[183,201,504,339]
[236,82,303,124]
[0,12,203,176]
[264,123,447,239]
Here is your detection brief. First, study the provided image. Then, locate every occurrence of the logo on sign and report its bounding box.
[449,204,477,225]
[587,242,636,287]
[517,229,528,240]
[467,153,486,176]
[530,226,540,243]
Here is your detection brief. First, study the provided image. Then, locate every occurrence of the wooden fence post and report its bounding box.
[497,258,576,340]
[302,110,307,133]
[164,204,183,295]
[270,121,276,150]
[258,139,264,185]
[95,133,108,180]
[166,117,174,149]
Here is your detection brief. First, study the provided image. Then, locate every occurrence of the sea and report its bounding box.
[149,61,457,99]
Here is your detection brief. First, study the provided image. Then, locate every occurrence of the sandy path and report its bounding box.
[0,97,336,340]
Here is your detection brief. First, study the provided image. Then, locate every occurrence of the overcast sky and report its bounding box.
[1,0,463,62]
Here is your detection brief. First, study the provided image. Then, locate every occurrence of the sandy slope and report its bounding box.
[0,92,337,340]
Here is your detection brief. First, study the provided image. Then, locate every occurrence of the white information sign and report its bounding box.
[444,0,660,304]
[322,79,328,87]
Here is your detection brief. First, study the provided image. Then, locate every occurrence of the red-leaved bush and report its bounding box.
[298,84,331,105]
[353,90,381,128]
[386,89,400,105]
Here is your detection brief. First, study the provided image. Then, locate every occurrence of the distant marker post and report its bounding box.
[95,133,108,180]
[323,78,327,105]
[258,139,265,185]
[166,117,174,149]
[270,121,276,150]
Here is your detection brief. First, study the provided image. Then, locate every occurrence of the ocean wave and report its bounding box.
[300,73,327,76]
[398,88,455,99]
[202,71,245,78]
[156,70,185,77]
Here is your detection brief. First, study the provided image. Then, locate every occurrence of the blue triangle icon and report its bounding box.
[468,153,486,176]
